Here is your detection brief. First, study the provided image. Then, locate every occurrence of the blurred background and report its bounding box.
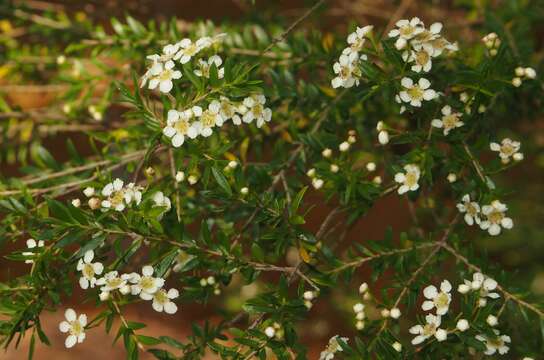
[1,0,543,358]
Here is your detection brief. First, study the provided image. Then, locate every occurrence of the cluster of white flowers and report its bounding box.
[431,105,464,136]
[482,32,501,57]
[74,251,180,320]
[162,94,271,147]
[331,25,373,88]
[512,66,537,87]
[389,18,457,72]
[319,335,348,360]
[457,195,513,236]
[82,179,142,212]
[200,275,221,295]
[394,164,421,195]
[409,275,508,355]
[458,272,500,307]
[23,238,44,264]
[490,138,523,163]
[140,34,225,93]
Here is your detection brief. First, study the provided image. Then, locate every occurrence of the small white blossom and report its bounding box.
[378,130,389,145]
[194,55,224,79]
[456,319,469,332]
[330,164,339,173]
[265,326,276,338]
[77,250,103,290]
[331,52,364,88]
[23,238,44,264]
[83,187,95,197]
[476,330,510,356]
[447,173,457,183]
[479,200,513,236]
[431,105,464,135]
[59,308,87,348]
[388,17,425,50]
[490,138,522,164]
[353,303,364,313]
[162,107,201,147]
[152,191,172,212]
[339,141,350,152]
[394,164,421,194]
[101,179,142,212]
[409,314,447,345]
[399,77,437,107]
[457,194,481,226]
[319,335,348,360]
[512,77,522,87]
[174,37,209,64]
[390,308,401,319]
[381,309,390,318]
[343,25,373,55]
[422,280,452,315]
[130,266,165,300]
[218,96,243,125]
[96,271,132,298]
[152,288,179,314]
[242,94,272,128]
[486,314,498,327]
[461,272,500,306]
[146,60,182,93]
[404,47,434,73]
[312,178,324,190]
[175,171,185,182]
[366,162,376,172]
[322,148,332,158]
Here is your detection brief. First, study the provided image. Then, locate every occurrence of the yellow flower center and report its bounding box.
[400,25,415,37]
[415,50,430,66]
[407,86,423,100]
[154,289,168,304]
[500,144,515,156]
[140,276,155,291]
[405,172,418,187]
[252,104,264,117]
[82,263,95,279]
[442,114,459,129]
[434,292,449,308]
[422,324,436,336]
[106,277,122,289]
[70,321,83,336]
[174,120,190,134]
[201,111,216,128]
[488,210,504,224]
[159,69,173,81]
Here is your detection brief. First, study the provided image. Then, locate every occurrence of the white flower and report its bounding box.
[476,330,510,356]
[381,309,390,318]
[447,173,457,183]
[146,60,182,93]
[265,326,276,338]
[83,187,95,197]
[59,308,87,348]
[456,194,481,226]
[343,25,373,55]
[322,148,332,158]
[162,107,201,147]
[390,308,401,319]
[353,303,364,313]
[524,67,537,79]
[96,271,131,298]
[409,314,447,345]
[486,314,498,327]
[330,164,339,173]
[422,280,452,315]
[399,77,437,107]
[23,238,44,264]
[404,47,434,73]
[152,288,179,314]
[490,138,522,164]
[242,94,272,128]
[152,191,172,212]
[130,265,165,300]
[378,130,389,145]
[101,179,141,212]
[462,272,500,306]
[319,335,348,360]
[359,282,368,294]
[394,164,420,194]
[77,250,103,290]
[479,200,513,236]
[456,319,469,332]
[194,55,224,79]
[312,178,324,190]
[218,96,242,125]
[331,52,364,88]
[339,141,350,152]
[388,17,425,50]
[174,37,209,64]
[193,101,223,137]
[431,105,464,135]
[366,162,376,172]
[175,171,185,182]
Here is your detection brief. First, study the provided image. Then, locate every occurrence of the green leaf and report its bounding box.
[211,167,232,196]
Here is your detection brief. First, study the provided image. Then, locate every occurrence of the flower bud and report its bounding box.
[339,141,350,152]
[392,342,402,352]
[378,131,389,145]
[456,319,469,332]
[71,199,81,208]
[322,148,332,158]
[88,197,101,210]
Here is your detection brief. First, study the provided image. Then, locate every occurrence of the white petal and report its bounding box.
[83,250,94,264]
[142,265,154,277]
[160,80,173,93]
[59,321,70,333]
[65,335,77,348]
[422,301,434,311]
[164,302,178,314]
[65,308,76,322]
[423,285,438,299]
[440,280,452,293]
